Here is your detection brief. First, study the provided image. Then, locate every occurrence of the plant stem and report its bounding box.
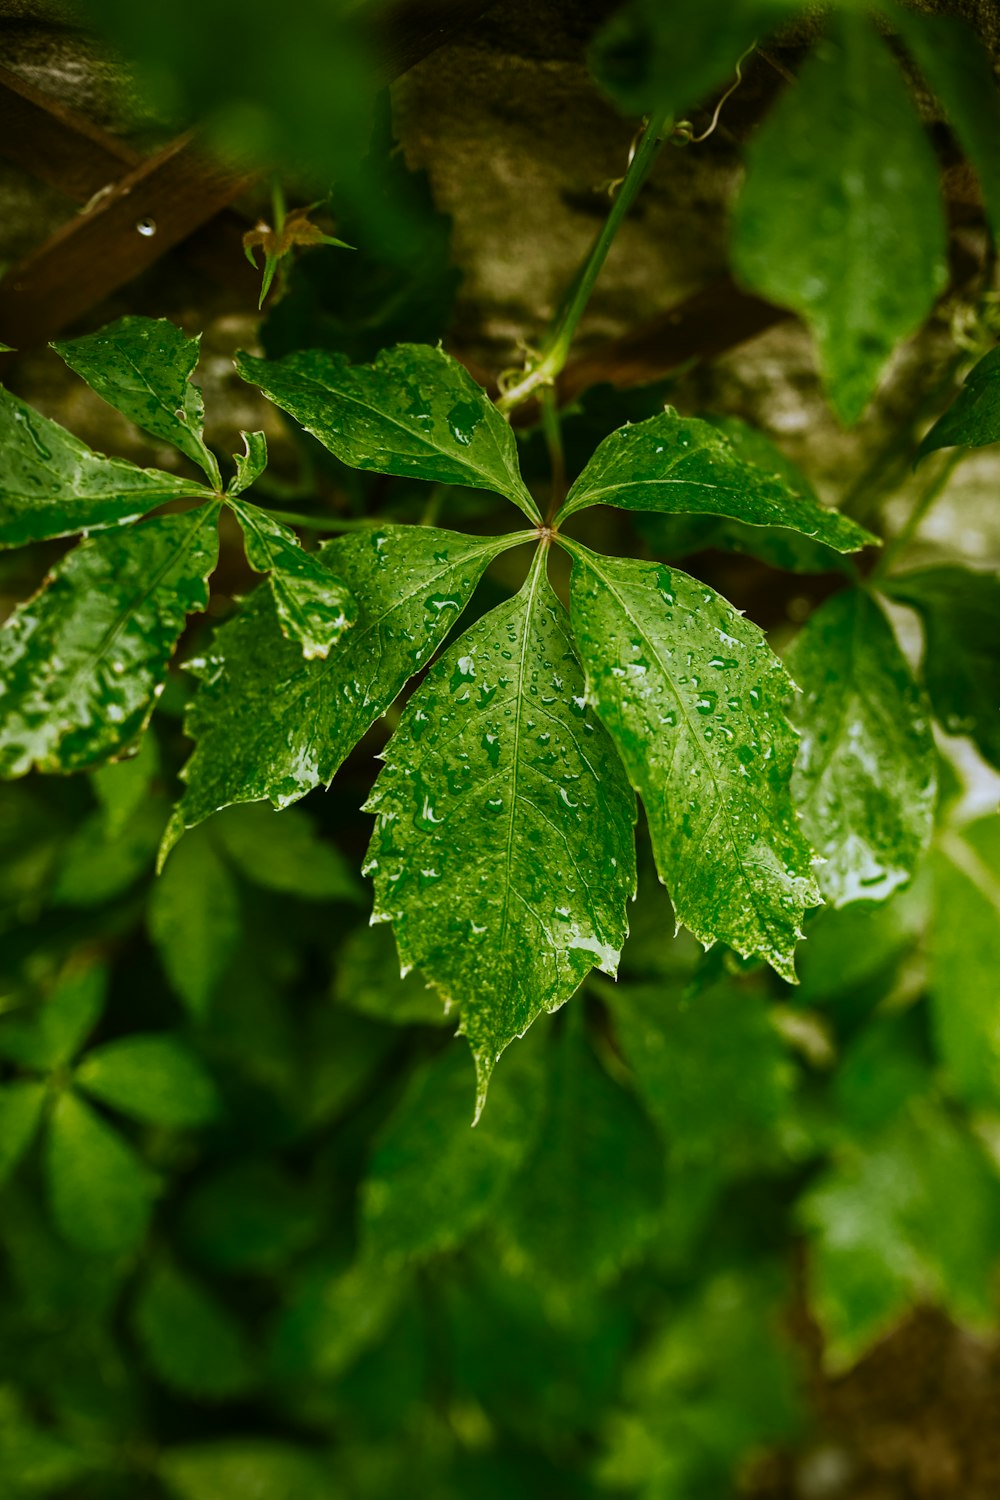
[871,449,963,580]
[496,109,672,415]
[540,388,566,522]
[256,507,381,532]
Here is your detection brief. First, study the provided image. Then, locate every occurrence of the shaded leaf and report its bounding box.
[786,588,936,905]
[160,1442,331,1500]
[361,1037,543,1266]
[799,1102,1000,1370]
[931,819,1000,1110]
[91,728,160,837]
[168,525,520,840]
[0,504,219,777]
[133,1260,254,1398]
[0,386,204,549]
[212,801,361,902]
[732,13,948,423]
[270,1256,405,1384]
[364,550,636,1107]
[46,1091,158,1255]
[227,430,268,496]
[229,498,355,659]
[887,566,1000,770]
[501,1008,662,1288]
[75,1034,221,1128]
[333,923,447,1027]
[149,825,242,1019]
[181,1162,321,1275]
[917,346,1000,460]
[0,964,107,1072]
[557,409,873,555]
[51,796,166,907]
[568,544,820,980]
[52,315,221,487]
[0,1081,46,1187]
[235,344,541,523]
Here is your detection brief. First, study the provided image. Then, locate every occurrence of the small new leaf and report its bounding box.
[0,505,219,777]
[53,316,221,487]
[917,347,1000,461]
[786,588,936,905]
[365,549,636,1107]
[168,525,519,840]
[227,431,268,497]
[557,409,874,554]
[568,544,820,980]
[229,498,355,659]
[235,343,541,523]
[0,385,202,549]
[732,12,948,424]
[887,567,1000,769]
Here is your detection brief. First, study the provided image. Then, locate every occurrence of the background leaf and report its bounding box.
[916,346,1000,460]
[133,1260,254,1398]
[149,826,242,1020]
[75,1034,221,1128]
[45,1091,158,1256]
[931,819,1000,1110]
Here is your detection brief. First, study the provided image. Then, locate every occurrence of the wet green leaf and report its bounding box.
[332,924,447,1027]
[0,504,219,777]
[799,1101,1000,1370]
[917,346,1000,460]
[567,544,820,980]
[229,498,355,659]
[0,964,107,1072]
[931,819,1000,1109]
[212,802,361,902]
[364,550,636,1108]
[557,410,874,554]
[168,525,520,841]
[0,1081,46,1187]
[52,316,221,487]
[609,980,794,1172]
[133,1260,254,1398]
[786,588,936,905]
[887,566,1000,769]
[0,385,204,549]
[501,1009,662,1288]
[160,1442,331,1500]
[889,4,1000,237]
[75,1034,221,1128]
[227,430,268,497]
[149,826,241,1020]
[361,1037,543,1266]
[45,1090,158,1255]
[732,13,948,424]
[235,344,541,523]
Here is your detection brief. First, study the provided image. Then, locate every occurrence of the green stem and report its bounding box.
[540,388,566,522]
[255,507,381,532]
[496,109,672,415]
[871,449,963,581]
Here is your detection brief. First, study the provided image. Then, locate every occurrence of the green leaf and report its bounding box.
[0,964,107,1072]
[227,430,268,496]
[799,1102,1000,1370]
[590,0,793,119]
[235,344,541,523]
[889,4,1000,237]
[732,13,948,424]
[608,980,794,1172]
[149,826,241,1019]
[364,549,637,1107]
[75,1034,221,1127]
[269,1256,405,1384]
[211,802,362,902]
[45,1090,158,1255]
[0,504,219,778]
[916,346,1000,460]
[931,819,1000,1110]
[567,544,820,981]
[180,1162,321,1274]
[0,386,206,549]
[51,796,166,907]
[228,498,355,659]
[556,409,874,554]
[168,525,520,839]
[332,924,447,1026]
[786,588,936,905]
[133,1260,254,1398]
[52,315,221,487]
[886,566,1000,770]
[361,1037,543,1266]
[501,1009,663,1288]
[0,1081,46,1187]
[91,728,160,837]
[160,1442,331,1500]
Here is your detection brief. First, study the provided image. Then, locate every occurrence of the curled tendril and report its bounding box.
[672,40,757,146]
